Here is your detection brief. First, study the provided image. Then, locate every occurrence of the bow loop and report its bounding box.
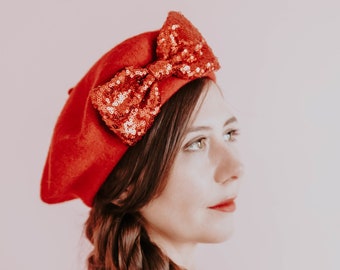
[91,66,160,144]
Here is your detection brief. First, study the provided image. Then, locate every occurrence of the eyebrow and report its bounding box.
[186,116,238,133]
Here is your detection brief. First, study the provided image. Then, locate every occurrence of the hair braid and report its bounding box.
[86,206,183,270]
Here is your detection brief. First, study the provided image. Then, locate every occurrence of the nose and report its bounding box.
[212,141,243,184]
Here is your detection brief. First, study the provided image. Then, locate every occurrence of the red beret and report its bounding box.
[40,11,220,207]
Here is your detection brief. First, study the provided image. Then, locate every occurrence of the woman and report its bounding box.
[40,11,242,270]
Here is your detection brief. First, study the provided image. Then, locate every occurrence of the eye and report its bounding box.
[223,129,239,142]
[184,137,207,152]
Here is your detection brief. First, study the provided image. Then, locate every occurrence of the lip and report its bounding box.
[208,197,236,213]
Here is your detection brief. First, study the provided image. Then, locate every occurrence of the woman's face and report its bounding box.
[140,82,242,248]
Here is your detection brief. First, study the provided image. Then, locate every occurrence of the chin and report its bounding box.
[199,219,235,243]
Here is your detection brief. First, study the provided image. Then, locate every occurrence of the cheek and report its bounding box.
[165,164,210,210]
[140,167,209,234]
[161,151,217,214]
[149,177,206,219]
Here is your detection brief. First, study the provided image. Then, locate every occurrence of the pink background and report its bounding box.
[1,0,339,269]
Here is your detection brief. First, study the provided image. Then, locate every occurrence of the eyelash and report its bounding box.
[184,129,239,152]
[223,129,239,142]
[184,137,207,151]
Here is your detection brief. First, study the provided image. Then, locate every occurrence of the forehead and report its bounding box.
[191,82,234,126]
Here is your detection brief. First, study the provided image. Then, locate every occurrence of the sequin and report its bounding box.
[90,12,220,145]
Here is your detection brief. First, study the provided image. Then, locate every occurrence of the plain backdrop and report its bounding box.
[1,0,339,269]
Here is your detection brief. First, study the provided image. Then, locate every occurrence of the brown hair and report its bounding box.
[85,78,210,270]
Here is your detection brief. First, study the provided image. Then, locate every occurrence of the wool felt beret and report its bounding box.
[40,11,220,207]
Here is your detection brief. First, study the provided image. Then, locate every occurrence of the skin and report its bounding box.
[140,81,243,269]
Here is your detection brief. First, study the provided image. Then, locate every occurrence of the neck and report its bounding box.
[165,242,197,270]
[147,231,197,269]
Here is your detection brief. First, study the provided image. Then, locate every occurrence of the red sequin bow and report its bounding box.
[90,12,220,145]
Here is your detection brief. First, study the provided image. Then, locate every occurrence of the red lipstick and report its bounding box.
[208,198,236,213]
